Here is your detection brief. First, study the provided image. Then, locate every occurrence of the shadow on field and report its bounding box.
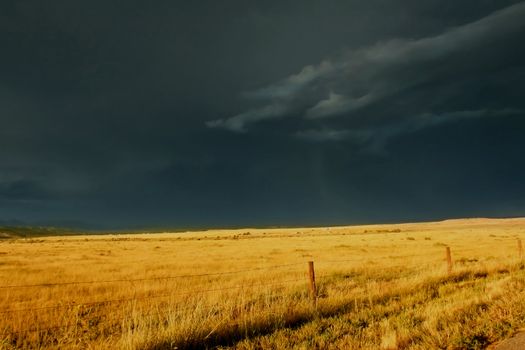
[147,267,514,350]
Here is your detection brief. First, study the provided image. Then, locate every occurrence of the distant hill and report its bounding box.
[0,226,78,239]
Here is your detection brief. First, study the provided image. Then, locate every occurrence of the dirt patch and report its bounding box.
[490,331,525,350]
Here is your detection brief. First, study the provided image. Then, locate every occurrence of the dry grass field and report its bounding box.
[1,218,525,349]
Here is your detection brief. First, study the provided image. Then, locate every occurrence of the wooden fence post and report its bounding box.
[307,261,317,307]
[518,239,523,261]
[446,247,453,275]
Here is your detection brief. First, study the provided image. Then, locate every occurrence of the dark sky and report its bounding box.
[1,1,525,229]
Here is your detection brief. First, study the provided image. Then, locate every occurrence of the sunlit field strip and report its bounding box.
[1,218,525,349]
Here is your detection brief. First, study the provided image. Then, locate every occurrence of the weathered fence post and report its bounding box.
[307,261,317,307]
[518,238,523,261]
[445,246,453,275]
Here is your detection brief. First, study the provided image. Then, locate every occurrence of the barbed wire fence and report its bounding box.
[1,238,523,344]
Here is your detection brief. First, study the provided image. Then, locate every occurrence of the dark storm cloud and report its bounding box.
[1,0,525,228]
[296,109,524,154]
[0,180,51,200]
[208,2,525,144]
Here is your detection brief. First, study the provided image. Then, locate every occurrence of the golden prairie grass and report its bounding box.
[1,218,525,349]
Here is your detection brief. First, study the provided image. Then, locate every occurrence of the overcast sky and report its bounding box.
[1,1,525,229]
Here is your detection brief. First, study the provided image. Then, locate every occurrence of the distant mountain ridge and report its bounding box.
[0,226,78,239]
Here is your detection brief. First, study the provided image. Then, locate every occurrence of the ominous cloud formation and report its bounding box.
[1,1,525,228]
[209,2,525,140]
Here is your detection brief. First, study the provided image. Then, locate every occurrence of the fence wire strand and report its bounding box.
[2,278,308,335]
[2,246,521,340]
[0,262,304,290]
[0,277,305,314]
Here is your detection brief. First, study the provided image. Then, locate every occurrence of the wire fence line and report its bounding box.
[0,262,305,290]
[2,240,521,289]
[0,251,519,288]
[2,243,523,340]
[0,277,307,314]
[3,279,309,336]
[1,247,520,312]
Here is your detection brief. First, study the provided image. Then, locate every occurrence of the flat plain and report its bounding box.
[1,218,525,349]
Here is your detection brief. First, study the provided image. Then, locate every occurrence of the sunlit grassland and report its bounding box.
[1,218,525,349]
